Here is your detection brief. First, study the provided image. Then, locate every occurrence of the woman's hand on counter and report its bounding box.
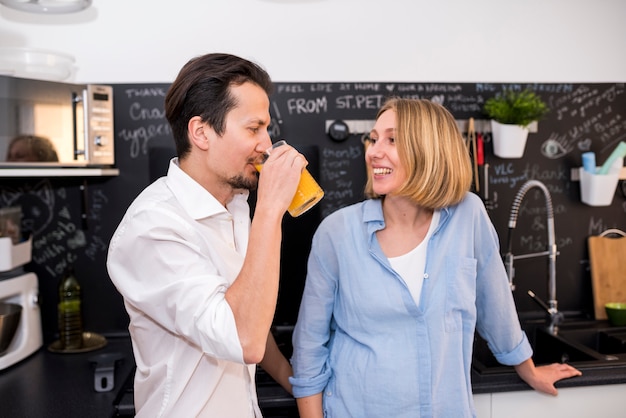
[514,358,583,395]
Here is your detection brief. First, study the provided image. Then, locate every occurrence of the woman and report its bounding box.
[290,98,581,417]
[6,135,59,162]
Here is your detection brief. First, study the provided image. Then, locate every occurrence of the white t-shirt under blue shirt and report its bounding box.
[388,210,440,305]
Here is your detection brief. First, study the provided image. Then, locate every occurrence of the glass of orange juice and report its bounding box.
[256,140,324,217]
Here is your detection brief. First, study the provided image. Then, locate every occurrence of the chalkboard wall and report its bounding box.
[1,82,624,342]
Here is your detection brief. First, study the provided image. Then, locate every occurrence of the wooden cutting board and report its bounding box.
[588,230,626,320]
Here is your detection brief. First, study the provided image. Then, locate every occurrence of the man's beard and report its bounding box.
[227,172,259,191]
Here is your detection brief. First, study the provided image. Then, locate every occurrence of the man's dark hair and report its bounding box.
[164,53,273,158]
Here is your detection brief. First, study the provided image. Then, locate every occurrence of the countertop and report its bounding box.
[1,331,625,417]
[0,334,135,418]
[0,333,298,418]
[472,318,626,393]
[471,362,626,394]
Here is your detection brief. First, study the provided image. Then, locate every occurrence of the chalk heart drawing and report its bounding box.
[578,138,592,151]
[430,95,445,105]
[67,229,87,250]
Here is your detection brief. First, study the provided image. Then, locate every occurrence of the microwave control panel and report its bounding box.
[84,84,114,166]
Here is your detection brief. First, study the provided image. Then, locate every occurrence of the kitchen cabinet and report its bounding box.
[474,383,626,418]
[473,393,491,417]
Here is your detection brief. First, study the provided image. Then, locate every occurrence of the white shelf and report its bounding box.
[0,167,119,177]
[571,166,626,181]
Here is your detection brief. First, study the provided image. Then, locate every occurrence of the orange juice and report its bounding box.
[288,168,324,217]
[255,164,324,217]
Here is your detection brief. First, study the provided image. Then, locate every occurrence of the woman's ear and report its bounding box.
[188,116,211,151]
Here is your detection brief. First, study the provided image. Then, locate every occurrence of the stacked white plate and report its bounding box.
[0,47,75,81]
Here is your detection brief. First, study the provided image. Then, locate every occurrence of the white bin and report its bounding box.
[579,167,620,207]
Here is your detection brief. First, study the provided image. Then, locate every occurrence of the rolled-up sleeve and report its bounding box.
[472,197,532,366]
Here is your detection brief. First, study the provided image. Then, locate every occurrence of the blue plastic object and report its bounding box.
[582,152,596,173]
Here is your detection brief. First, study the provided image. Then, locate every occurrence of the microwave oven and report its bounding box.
[0,75,114,167]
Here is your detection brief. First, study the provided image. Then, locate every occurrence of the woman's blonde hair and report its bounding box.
[364,98,472,209]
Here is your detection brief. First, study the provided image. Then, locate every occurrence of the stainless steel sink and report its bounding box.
[472,320,626,375]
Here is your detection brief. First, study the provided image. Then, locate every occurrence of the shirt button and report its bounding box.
[423,273,429,279]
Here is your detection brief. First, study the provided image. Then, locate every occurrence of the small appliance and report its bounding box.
[0,74,114,167]
[0,235,43,370]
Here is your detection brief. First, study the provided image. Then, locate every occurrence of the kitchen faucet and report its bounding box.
[503,180,563,334]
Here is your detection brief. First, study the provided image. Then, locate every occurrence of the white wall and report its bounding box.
[0,0,624,84]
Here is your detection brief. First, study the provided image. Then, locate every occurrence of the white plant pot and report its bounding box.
[491,120,529,159]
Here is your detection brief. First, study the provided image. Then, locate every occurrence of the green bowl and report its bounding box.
[605,302,626,326]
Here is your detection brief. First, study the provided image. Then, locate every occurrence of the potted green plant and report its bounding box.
[483,89,549,158]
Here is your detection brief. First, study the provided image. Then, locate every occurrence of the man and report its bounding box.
[107,53,304,417]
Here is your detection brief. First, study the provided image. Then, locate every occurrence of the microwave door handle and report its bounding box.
[72,92,86,160]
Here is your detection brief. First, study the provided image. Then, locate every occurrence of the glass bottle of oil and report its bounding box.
[58,267,83,349]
